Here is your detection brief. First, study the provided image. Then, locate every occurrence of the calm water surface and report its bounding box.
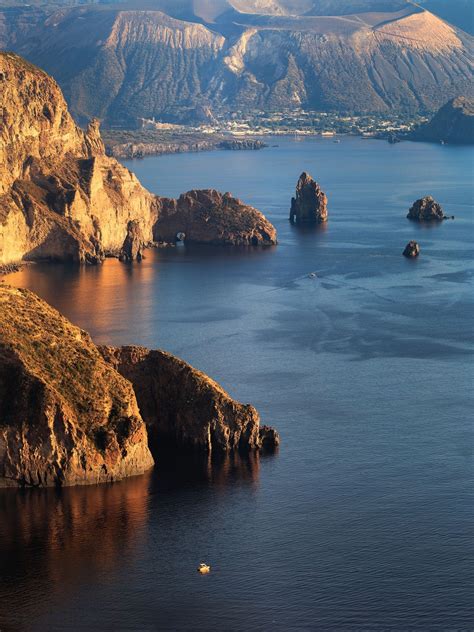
[2,137,473,630]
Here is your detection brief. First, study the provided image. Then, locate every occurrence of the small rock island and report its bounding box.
[403,241,420,258]
[290,172,328,224]
[407,196,447,221]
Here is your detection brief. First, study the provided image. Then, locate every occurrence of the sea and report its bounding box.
[1,136,473,631]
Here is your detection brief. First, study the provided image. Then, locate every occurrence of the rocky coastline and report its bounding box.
[0,285,280,488]
[104,133,267,160]
[0,52,277,269]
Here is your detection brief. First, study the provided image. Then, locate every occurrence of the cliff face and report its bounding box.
[411,96,474,144]
[100,345,280,452]
[0,52,277,267]
[0,286,154,487]
[0,52,159,266]
[1,5,472,123]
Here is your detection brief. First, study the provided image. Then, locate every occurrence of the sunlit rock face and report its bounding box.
[100,345,280,452]
[0,285,155,488]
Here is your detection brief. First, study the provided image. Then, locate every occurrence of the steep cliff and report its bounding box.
[0,52,277,267]
[1,4,472,123]
[410,96,474,144]
[100,345,280,452]
[0,285,154,487]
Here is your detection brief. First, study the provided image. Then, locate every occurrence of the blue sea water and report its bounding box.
[2,136,473,631]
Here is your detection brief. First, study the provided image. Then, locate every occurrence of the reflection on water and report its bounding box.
[0,451,268,630]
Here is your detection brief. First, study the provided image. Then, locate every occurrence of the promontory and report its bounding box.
[0,285,279,488]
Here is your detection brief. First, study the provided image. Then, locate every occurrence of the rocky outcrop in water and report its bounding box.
[403,241,420,257]
[100,346,280,453]
[0,52,277,268]
[290,172,328,224]
[0,286,155,488]
[407,196,446,221]
[119,220,145,262]
[154,190,277,246]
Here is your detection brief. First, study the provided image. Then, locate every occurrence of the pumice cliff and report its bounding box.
[0,52,277,268]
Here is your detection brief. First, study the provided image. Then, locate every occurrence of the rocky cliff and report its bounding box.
[0,52,277,267]
[0,286,280,487]
[0,4,472,124]
[410,96,474,144]
[100,346,280,452]
[0,285,155,487]
[290,172,328,224]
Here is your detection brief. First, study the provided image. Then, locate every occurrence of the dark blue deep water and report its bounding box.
[2,137,473,631]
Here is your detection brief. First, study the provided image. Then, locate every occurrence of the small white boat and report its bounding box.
[197,563,211,574]
[308,272,317,279]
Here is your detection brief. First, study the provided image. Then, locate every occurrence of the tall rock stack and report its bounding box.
[290,172,328,224]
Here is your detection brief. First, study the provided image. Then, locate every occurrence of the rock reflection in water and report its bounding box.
[0,473,152,627]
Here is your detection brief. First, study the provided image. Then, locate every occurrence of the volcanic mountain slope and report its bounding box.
[0,3,472,125]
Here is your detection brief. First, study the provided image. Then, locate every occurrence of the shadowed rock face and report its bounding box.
[0,52,277,268]
[407,196,446,221]
[290,172,328,224]
[119,220,145,262]
[0,286,155,488]
[403,240,420,257]
[154,190,277,246]
[411,96,474,144]
[100,346,280,452]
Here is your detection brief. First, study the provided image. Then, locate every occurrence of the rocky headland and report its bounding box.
[410,96,474,144]
[100,346,279,452]
[104,131,267,160]
[407,196,448,221]
[0,285,279,488]
[0,52,277,269]
[290,172,328,224]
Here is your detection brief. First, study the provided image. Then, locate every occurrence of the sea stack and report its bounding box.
[407,196,446,221]
[403,241,420,258]
[290,172,328,224]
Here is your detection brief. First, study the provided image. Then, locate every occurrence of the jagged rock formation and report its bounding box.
[0,285,155,487]
[119,220,145,262]
[0,52,277,267]
[154,190,277,246]
[100,346,280,452]
[403,241,420,258]
[0,285,280,486]
[0,4,472,124]
[410,96,474,144]
[407,196,447,221]
[290,172,328,224]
